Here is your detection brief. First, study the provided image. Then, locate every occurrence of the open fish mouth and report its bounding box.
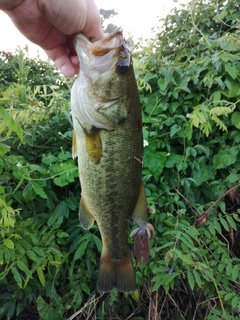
[75,26,130,75]
[91,26,125,56]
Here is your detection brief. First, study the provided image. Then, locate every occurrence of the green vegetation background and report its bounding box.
[1,0,240,319]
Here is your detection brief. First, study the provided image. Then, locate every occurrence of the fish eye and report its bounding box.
[117,60,129,75]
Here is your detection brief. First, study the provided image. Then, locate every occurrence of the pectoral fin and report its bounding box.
[84,126,102,164]
[79,197,95,230]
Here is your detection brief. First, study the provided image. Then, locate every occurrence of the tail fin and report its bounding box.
[97,251,136,293]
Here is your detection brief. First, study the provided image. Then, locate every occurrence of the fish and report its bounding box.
[71,26,154,293]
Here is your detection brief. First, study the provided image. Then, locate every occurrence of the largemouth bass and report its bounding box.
[71,26,154,293]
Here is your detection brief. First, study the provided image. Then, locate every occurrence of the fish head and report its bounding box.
[72,27,135,130]
[75,26,131,98]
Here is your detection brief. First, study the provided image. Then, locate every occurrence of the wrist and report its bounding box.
[0,0,23,11]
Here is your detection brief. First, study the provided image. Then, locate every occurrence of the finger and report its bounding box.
[44,46,79,77]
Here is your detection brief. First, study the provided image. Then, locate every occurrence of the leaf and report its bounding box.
[210,114,227,132]
[174,249,194,265]
[219,217,229,231]
[0,143,10,157]
[37,296,63,320]
[131,290,140,303]
[208,224,216,236]
[213,147,239,170]
[0,106,25,142]
[3,239,14,249]
[158,77,169,92]
[93,235,102,253]
[193,163,215,186]
[156,241,175,251]
[170,124,179,137]
[218,201,226,213]
[232,266,239,282]
[175,75,191,93]
[5,301,16,320]
[144,147,167,179]
[231,112,240,129]
[73,239,91,261]
[51,162,78,187]
[224,78,240,98]
[144,71,156,81]
[214,221,222,233]
[161,273,178,286]
[187,271,195,290]
[224,293,233,301]
[37,266,45,286]
[232,296,239,309]
[165,153,183,169]
[185,122,192,140]
[26,250,39,262]
[42,154,58,165]
[226,264,232,277]
[225,63,237,80]
[185,227,199,240]
[152,276,163,291]
[17,260,32,278]
[179,233,194,250]
[23,182,36,202]
[210,106,234,117]
[11,267,23,288]
[30,181,48,199]
[193,270,201,288]
[226,215,237,231]
[29,164,47,175]
[80,282,90,295]
[32,246,45,257]
[211,91,221,106]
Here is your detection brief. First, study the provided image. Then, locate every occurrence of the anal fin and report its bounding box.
[79,197,95,230]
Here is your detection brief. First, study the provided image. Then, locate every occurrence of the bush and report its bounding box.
[133,0,240,318]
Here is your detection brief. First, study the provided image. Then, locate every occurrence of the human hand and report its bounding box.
[1,0,104,77]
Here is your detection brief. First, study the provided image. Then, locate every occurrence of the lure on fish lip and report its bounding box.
[71,26,154,293]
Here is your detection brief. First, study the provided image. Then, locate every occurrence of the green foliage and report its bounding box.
[1,0,240,319]
[133,0,240,318]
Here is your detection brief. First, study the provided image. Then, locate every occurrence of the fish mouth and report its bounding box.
[92,26,125,56]
[76,26,125,56]
[75,26,129,74]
